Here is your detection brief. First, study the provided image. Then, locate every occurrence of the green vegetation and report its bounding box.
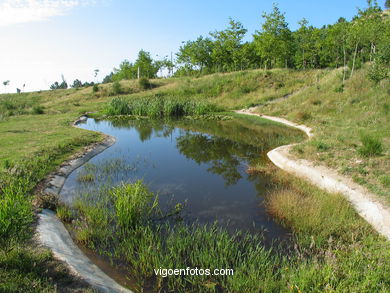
[0,137,101,291]
[104,95,219,117]
[358,134,384,157]
[258,65,390,201]
[69,177,389,292]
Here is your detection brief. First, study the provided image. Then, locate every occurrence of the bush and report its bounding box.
[368,61,388,84]
[32,105,44,115]
[92,84,99,93]
[112,81,122,95]
[139,77,151,90]
[296,111,311,121]
[358,134,383,157]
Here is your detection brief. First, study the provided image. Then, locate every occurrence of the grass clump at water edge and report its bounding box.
[104,95,220,118]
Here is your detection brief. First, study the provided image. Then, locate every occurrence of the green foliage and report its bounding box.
[112,50,165,81]
[138,77,150,90]
[368,61,388,84]
[32,105,44,115]
[50,81,68,90]
[104,97,131,115]
[175,2,389,76]
[253,4,294,69]
[56,205,73,223]
[0,181,33,250]
[92,84,99,93]
[104,95,219,118]
[111,81,122,95]
[358,134,383,157]
[71,79,83,88]
[110,181,157,231]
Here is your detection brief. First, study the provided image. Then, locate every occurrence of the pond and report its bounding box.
[60,115,304,241]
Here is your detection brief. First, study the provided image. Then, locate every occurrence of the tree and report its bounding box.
[253,4,294,69]
[3,80,10,91]
[71,79,83,88]
[210,18,247,72]
[386,0,390,9]
[176,36,214,72]
[102,72,114,83]
[134,50,160,78]
[94,69,99,82]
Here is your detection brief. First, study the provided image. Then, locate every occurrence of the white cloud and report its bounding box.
[0,0,95,26]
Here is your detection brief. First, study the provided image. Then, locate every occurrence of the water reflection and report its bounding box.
[61,117,303,239]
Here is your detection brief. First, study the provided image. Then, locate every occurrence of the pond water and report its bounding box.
[60,115,303,241]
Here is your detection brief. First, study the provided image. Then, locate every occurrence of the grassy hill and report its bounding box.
[0,66,389,292]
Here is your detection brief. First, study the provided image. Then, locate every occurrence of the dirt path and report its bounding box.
[236,109,390,241]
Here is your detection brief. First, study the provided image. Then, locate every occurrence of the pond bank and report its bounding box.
[37,117,132,293]
[236,109,390,241]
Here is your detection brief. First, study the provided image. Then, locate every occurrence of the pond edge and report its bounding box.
[36,115,133,293]
[236,109,390,241]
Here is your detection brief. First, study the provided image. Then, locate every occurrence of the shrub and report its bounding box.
[368,61,388,84]
[92,84,99,93]
[358,134,383,157]
[139,77,151,90]
[32,105,44,115]
[112,81,122,95]
[296,111,311,121]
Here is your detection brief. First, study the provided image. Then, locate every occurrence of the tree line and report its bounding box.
[52,0,389,90]
[174,1,389,78]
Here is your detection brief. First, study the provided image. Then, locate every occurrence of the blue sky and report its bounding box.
[0,0,385,93]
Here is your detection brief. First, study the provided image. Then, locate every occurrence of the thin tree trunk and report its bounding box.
[343,46,346,84]
[350,42,359,78]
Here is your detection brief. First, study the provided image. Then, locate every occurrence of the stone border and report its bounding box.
[36,116,133,293]
[236,109,390,241]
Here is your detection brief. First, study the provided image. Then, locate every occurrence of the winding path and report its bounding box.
[236,109,390,241]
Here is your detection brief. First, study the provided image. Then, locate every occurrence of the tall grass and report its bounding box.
[104,95,220,118]
[71,179,390,293]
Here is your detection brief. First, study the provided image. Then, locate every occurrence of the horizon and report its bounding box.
[0,0,386,94]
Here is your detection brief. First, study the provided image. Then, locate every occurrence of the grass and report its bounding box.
[257,65,390,201]
[69,178,390,292]
[104,95,220,118]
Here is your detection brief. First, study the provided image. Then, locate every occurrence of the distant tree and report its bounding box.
[253,4,294,69]
[94,69,99,82]
[134,50,160,78]
[16,88,21,94]
[50,81,60,90]
[3,80,10,91]
[102,72,114,83]
[72,79,83,88]
[82,81,95,87]
[385,0,390,9]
